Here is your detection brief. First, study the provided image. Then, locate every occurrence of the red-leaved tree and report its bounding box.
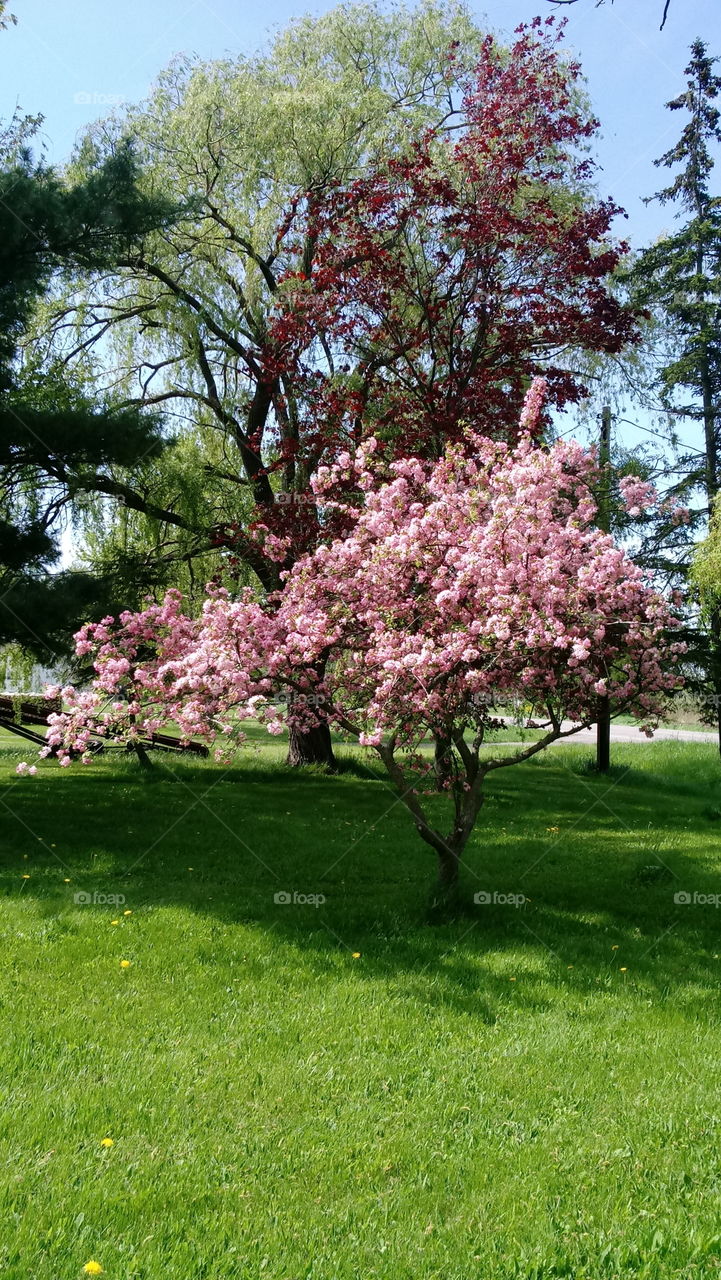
[250,18,637,573]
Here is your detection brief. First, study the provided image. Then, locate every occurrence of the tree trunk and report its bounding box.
[596,694,611,773]
[437,843,461,887]
[433,731,453,791]
[131,739,153,771]
[427,841,463,918]
[709,604,721,761]
[286,720,337,770]
[699,353,720,757]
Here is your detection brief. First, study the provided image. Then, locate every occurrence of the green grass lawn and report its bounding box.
[1,738,721,1279]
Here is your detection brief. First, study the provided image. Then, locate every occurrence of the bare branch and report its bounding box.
[546,0,671,30]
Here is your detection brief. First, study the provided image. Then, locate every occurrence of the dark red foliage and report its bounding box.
[256,21,638,567]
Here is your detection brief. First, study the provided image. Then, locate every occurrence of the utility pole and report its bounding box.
[596,405,612,773]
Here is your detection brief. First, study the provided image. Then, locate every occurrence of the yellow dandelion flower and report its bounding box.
[21,874,30,879]
[82,1263,104,1276]
[611,944,619,950]
[123,910,132,916]
[119,959,132,969]
[352,952,361,959]
[110,920,119,927]
[100,1137,113,1148]
[619,967,627,972]
[509,977,516,982]
[64,878,71,883]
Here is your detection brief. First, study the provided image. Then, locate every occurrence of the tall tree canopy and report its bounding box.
[37,7,637,597]
[0,131,178,658]
[627,39,721,512]
[36,1,486,597]
[624,38,721,748]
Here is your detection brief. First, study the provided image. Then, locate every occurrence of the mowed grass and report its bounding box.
[1,738,721,1279]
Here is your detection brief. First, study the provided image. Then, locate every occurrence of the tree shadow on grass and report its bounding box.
[1,742,720,1022]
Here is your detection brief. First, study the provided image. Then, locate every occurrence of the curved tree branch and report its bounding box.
[547,0,671,29]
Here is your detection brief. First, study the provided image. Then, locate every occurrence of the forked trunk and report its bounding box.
[376,741,484,910]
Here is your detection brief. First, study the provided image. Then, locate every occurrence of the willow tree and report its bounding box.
[35,1,487,763]
[694,496,721,590]
[36,5,637,766]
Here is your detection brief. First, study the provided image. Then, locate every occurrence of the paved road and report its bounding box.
[561,723,716,745]
[498,720,717,746]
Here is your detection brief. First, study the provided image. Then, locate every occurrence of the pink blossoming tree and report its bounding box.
[45,388,682,888]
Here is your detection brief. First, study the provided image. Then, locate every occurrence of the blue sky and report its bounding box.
[1,0,719,248]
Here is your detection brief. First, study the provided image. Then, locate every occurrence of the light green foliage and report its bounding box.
[36,2,487,582]
[35,2,605,600]
[67,0,486,403]
[77,426,258,607]
[693,492,721,604]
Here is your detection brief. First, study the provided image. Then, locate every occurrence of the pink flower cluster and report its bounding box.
[618,473,690,524]
[519,377,548,433]
[45,419,681,775]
